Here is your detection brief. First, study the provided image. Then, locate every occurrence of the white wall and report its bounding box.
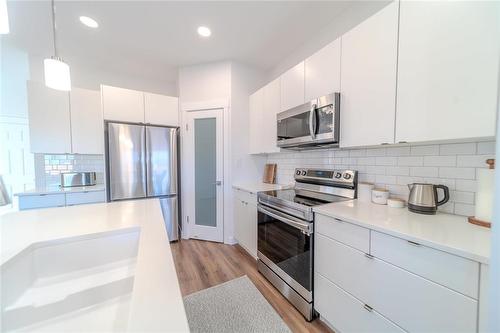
[267,0,391,81]
[178,61,266,244]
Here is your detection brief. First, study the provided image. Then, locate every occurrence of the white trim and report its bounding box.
[182,99,230,112]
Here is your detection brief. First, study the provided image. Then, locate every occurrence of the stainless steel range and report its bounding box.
[257,168,358,321]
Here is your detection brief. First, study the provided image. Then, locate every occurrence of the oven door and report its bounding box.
[257,204,313,301]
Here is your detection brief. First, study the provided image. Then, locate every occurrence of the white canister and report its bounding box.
[387,197,406,208]
[358,182,375,202]
[371,188,389,205]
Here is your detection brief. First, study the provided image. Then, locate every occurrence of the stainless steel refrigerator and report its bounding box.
[105,122,180,241]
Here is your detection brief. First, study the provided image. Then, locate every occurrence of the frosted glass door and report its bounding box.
[194,118,217,227]
[186,109,224,242]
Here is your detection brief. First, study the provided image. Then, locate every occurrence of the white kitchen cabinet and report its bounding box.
[248,88,264,154]
[479,264,490,332]
[144,92,179,126]
[315,274,404,333]
[280,61,305,111]
[340,1,399,148]
[305,39,341,101]
[65,191,106,206]
[396,1,499,143]
[233,188,257,258]
[70,88,103,154]
[18,193,66,210]
[316,232,477,332]
[27,81,72,154]
[262,78,281,153]
[101,85,144,123]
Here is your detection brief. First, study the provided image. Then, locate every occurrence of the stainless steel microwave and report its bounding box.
[277,93,340,150]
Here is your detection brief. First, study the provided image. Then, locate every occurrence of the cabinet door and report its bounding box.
[280,61,305,111]
[262,78,281,154]
[101,85,144,123]
[340,1,398,148]
[18,193,66,210]
[65,191,106,206]
[396,1,499,142]
[305,38,341,101]
[70,88,103,154]
[27,81,72,154]
[248,88,264,154]
[245,201,258,258]
[144,92,179,126]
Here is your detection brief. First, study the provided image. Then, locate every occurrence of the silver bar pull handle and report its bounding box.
[309,103,317,140]
[408,240,421,247]
[364,304,373,312]
[365,253,374,259]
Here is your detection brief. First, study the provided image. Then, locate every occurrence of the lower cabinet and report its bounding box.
[315,273,403,333]
[18,190,106,210]
[233,188,257,258]
[315,214,481,333]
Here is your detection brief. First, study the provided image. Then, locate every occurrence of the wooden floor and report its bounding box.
[171,239,333,333]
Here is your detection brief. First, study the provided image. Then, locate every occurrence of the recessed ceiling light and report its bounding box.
[197,26,211,37]
[79,16,98,28]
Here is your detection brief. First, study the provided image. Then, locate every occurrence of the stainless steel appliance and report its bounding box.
[277,93,340,150]
[60,172,97,187]
[257,168,357,320]
[407,183,450,215]
[105,122,180,241]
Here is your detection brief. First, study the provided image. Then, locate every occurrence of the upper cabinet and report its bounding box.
[340,1,399,148]
[70,88,103,154]
[305,39,341,101]
[280,61,305,111]
[144,92,179,126]
[101,85,144,123]
[27,81,72,154]
[262,78,281,153]
[249,88,264,154]
[395,1,499,143]
[249,78,281,154]
[102,85,179,126]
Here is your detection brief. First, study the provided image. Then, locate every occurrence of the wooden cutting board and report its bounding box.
[263,164,277,184]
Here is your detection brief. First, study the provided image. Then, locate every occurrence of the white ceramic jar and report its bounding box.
[371,188,389,205]
[358,182,374,202]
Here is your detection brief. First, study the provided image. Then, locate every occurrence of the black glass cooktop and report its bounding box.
[262,189,350,207]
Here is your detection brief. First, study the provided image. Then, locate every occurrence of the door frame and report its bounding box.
[180,99,231,243]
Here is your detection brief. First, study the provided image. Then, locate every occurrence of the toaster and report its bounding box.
[60,172,97,187]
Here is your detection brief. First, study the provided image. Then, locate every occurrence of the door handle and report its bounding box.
[309,103,317,140]
[214,180,222,186]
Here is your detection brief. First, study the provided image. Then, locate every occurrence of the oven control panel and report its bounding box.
[294,168,357,187]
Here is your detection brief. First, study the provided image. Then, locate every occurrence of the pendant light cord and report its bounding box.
[51,0,58,57]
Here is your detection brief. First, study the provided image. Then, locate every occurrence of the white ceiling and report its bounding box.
[4,1,358,87]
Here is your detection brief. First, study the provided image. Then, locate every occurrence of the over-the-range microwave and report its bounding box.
[277,92,340,150]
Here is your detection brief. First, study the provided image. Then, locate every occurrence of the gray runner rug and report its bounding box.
[183,275,292,333]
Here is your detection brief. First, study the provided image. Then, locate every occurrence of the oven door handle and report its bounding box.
[258,205,312,235]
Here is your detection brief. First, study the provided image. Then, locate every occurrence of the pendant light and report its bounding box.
[44,0,71,91]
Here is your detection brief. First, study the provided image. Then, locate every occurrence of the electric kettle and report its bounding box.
[407,183,450,215]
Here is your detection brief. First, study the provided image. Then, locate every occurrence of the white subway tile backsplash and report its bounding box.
[439,167,475,180]
[456,155,494,168]
[455,179,478,192]
[410,167,439,177]
[398,156,424,166]
[386,146,411,156]
[376,156,398,166]
[439,143,476,155]
[423,155,456,167]
[410,145,439,156]
[267,140,493,217]
[477,141,495,154]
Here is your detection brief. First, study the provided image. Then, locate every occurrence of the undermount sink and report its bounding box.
[1,228,140,332]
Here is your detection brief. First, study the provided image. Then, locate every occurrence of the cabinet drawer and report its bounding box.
[371,231,479,299]
[65,191,105,206]
[18,193,66,210]
[234,188,257,206]
[315,214,370,253]
[315,273,403,333]
[316,234,477,332]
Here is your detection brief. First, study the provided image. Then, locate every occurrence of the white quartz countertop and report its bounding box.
[14,184,106,196]
[232,182,291,193]
[313,200,491,264]
[0,199,189,332]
